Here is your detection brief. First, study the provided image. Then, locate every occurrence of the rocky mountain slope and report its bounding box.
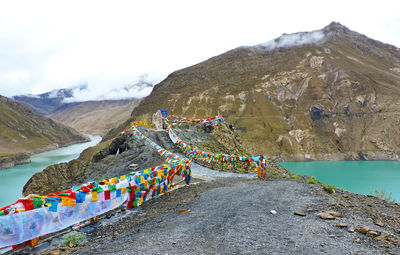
[48,99,141,136]
[0,95,88,169]
[130,22,400,161]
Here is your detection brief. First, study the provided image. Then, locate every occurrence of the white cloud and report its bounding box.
[258,31,325,50]
[0,0,399,99]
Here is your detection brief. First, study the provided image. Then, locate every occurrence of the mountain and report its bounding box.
[129,22,400,161]
[49,99,141,135]
[13,81,152,116]
[13,87,82,115]
[14,84,147,136]
[0,95,88,169]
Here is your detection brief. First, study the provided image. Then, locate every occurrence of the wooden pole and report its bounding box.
[171,179,185,188]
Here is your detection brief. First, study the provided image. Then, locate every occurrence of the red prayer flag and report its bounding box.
[104,190,111,200]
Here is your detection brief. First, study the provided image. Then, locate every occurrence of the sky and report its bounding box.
[0,0,399,101]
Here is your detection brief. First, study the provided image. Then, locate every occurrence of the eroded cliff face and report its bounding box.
[131,23,400,161]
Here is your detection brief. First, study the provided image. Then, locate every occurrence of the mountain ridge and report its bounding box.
[130,22,400,161]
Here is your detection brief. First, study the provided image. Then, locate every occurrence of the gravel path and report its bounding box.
[186,156,257,180]
[62,177,399,255]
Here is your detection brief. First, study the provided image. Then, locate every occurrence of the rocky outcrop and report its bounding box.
[130,22,400,161]
[23,131,164,196]
[0,153,31,170]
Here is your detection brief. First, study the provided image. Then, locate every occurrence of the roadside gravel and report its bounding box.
[56,177,399,255]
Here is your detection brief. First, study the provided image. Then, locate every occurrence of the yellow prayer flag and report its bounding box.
[61,197,77,207]
[92,191,98,202]
[121,187,127,194]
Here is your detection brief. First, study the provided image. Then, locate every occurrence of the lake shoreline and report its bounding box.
[0,135,102,207]
[271,150,400,162]
[279,160,400,203]
[0,136,91,170]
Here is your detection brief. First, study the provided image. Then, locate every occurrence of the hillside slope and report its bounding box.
[49,99,141,136]
[0,95,88,169]
[131,22,400,161]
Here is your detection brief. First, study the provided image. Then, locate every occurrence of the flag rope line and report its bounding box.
[163,116,267,175]
[0,113,266,249]
[0,122,191,249]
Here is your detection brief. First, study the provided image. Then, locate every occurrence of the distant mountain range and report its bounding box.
[13,86,82,115]
[0,95,88,169]
[13,85,144,136]
[129,22,400,161]
[48,99,141,135]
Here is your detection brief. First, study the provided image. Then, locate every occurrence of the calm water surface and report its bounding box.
[279,161,400,202]
[0,135,101,207]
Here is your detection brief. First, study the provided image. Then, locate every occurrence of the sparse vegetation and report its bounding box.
[307,177,318,184]
[323,184,336,194]
[373,188,395,203]
[60,231,86,247]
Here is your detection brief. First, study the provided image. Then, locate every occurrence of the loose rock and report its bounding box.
[325,210,343,217]
[294,211,306,216]
[374,233,386,241]
[374,219,384,227]
[358,226,370,234]
[317,212,335,220]
[336,222,348,228]
[348,227,355,233]
[270,210,277,215]
[366,230,380,238]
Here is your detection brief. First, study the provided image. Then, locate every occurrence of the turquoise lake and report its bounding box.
[0,135,101,208]
[279,161,400,203]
